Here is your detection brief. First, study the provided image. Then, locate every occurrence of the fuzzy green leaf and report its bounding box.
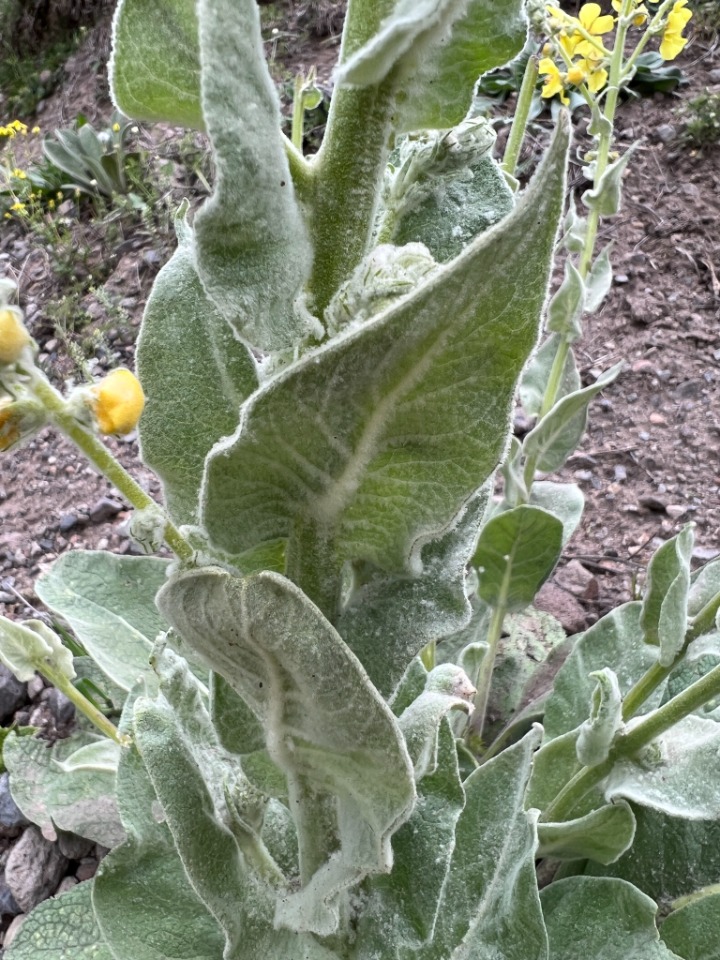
[661,891,720,960]
[576,668,623,767]
[4,881,112,960]
[583,806,720,901]
[605,716,720,819]
[157,568,415,936]
[641,525,693,667]
[473,505,564,612]
[93,728,226,960]
[537,801,636,864]
[0,617,74,684]
[520,334,581,419]
[192,0,313,352]
[523,362,622,473]
[202,118,570,567]
[336,488,488,698]
[529,481,584,547]
[541,877,680,960]
[4,731,124,847]
[137,212,258,526]
[543,602,664,740]
[417,728,547,960]
[35,552,168,692]
[582,148,636,217]
[355,720,464,954]
[585,243,613,313]
[340,0,527,133]
[547,260,585,342]
[110,0,203,129]
[388,137,514,262]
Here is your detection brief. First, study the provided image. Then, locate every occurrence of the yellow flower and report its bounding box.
[660,0,692,60]
[9,120,28,135]
[566,63,587,85]
[12,168,27,180]
[539,57,570,104]
[31,126,40,134]
[48,199,55,210]
[0,307,31,364]
[9,201,26,214]
[112,122,121,132]
[578,2,615,35]
[612,0,648,26]
[90,369,145,435]
[575,55,609,91]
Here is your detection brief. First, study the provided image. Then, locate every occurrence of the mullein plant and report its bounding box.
[1,2,719,959]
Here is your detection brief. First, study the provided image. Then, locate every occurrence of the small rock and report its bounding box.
[0,667,27,724]
[614,273,630,285]
[0,773,30,838]
[574,470,593,482]
[26,675,44,700]
[649,412,667,426]
[5,826,68,912]
[56,876,78,895]
[58,513,79,533]
[614,465,627,482]
[3,912,27,949]
[40,688,75,726]
[57,831,94,861]
[0,873,22,917]
[638,431,651,442]
[654,123,676,143]
[554,560,600,601]
[709,68,720,83]
[693,546,720,562]
[75,858,98,882]
[88,497,123,525]
[534,582,588,635]
[666,504,687,520]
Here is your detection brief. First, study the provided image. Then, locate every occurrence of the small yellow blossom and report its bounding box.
[578,3,615,35]
[12,168,27,180]
[660,0,692,60]
[31,126,40,134]
[90,369,145,435]
[611,0,648,26]
[575,55,609,91]
[9,201,26,214]
[48,199,56,210]
[112,122,121,132]
[566,64,587,85]
[0,307,31,364]
[539,57,570,105]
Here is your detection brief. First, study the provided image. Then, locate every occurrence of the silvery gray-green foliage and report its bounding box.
[3,0,720,958]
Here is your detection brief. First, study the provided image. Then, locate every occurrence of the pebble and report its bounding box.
[57,831,94,861]
[75,857,98,882]
[0,667,27,724]
[26,676,44,700]
[0,874,22,918]
[535,582,588,636]
[56,876,78,895]
[5,826,68,912]
[654,123,676,143]
[3,913,27,949]
[554,560,599,601]
[0,774,30,838]
[58,513,80,533]
[40,688,75,726]
[666,504,687,520]
[89,497,123,525]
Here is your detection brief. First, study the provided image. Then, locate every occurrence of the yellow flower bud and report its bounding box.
[0,307,31,364]
[90,369,145,435]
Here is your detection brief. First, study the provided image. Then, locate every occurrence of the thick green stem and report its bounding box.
[307,80,397,316]
[470,564,510,746]
[42,661,128,746]
[29,371,193,563]
[285,516,343,624]
[502,53,540,178]
[622,586,720,720]
[542,659,720,822]
[291,74,305,152]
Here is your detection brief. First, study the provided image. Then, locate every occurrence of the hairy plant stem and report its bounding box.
[285,516,342,624]
[535,1,633,427]
[28,370,194,563]
[542,658,720,823]
[41,660,128,746]
[471,572,511,745]
[502,51,540,178]
[622,586,720,720]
